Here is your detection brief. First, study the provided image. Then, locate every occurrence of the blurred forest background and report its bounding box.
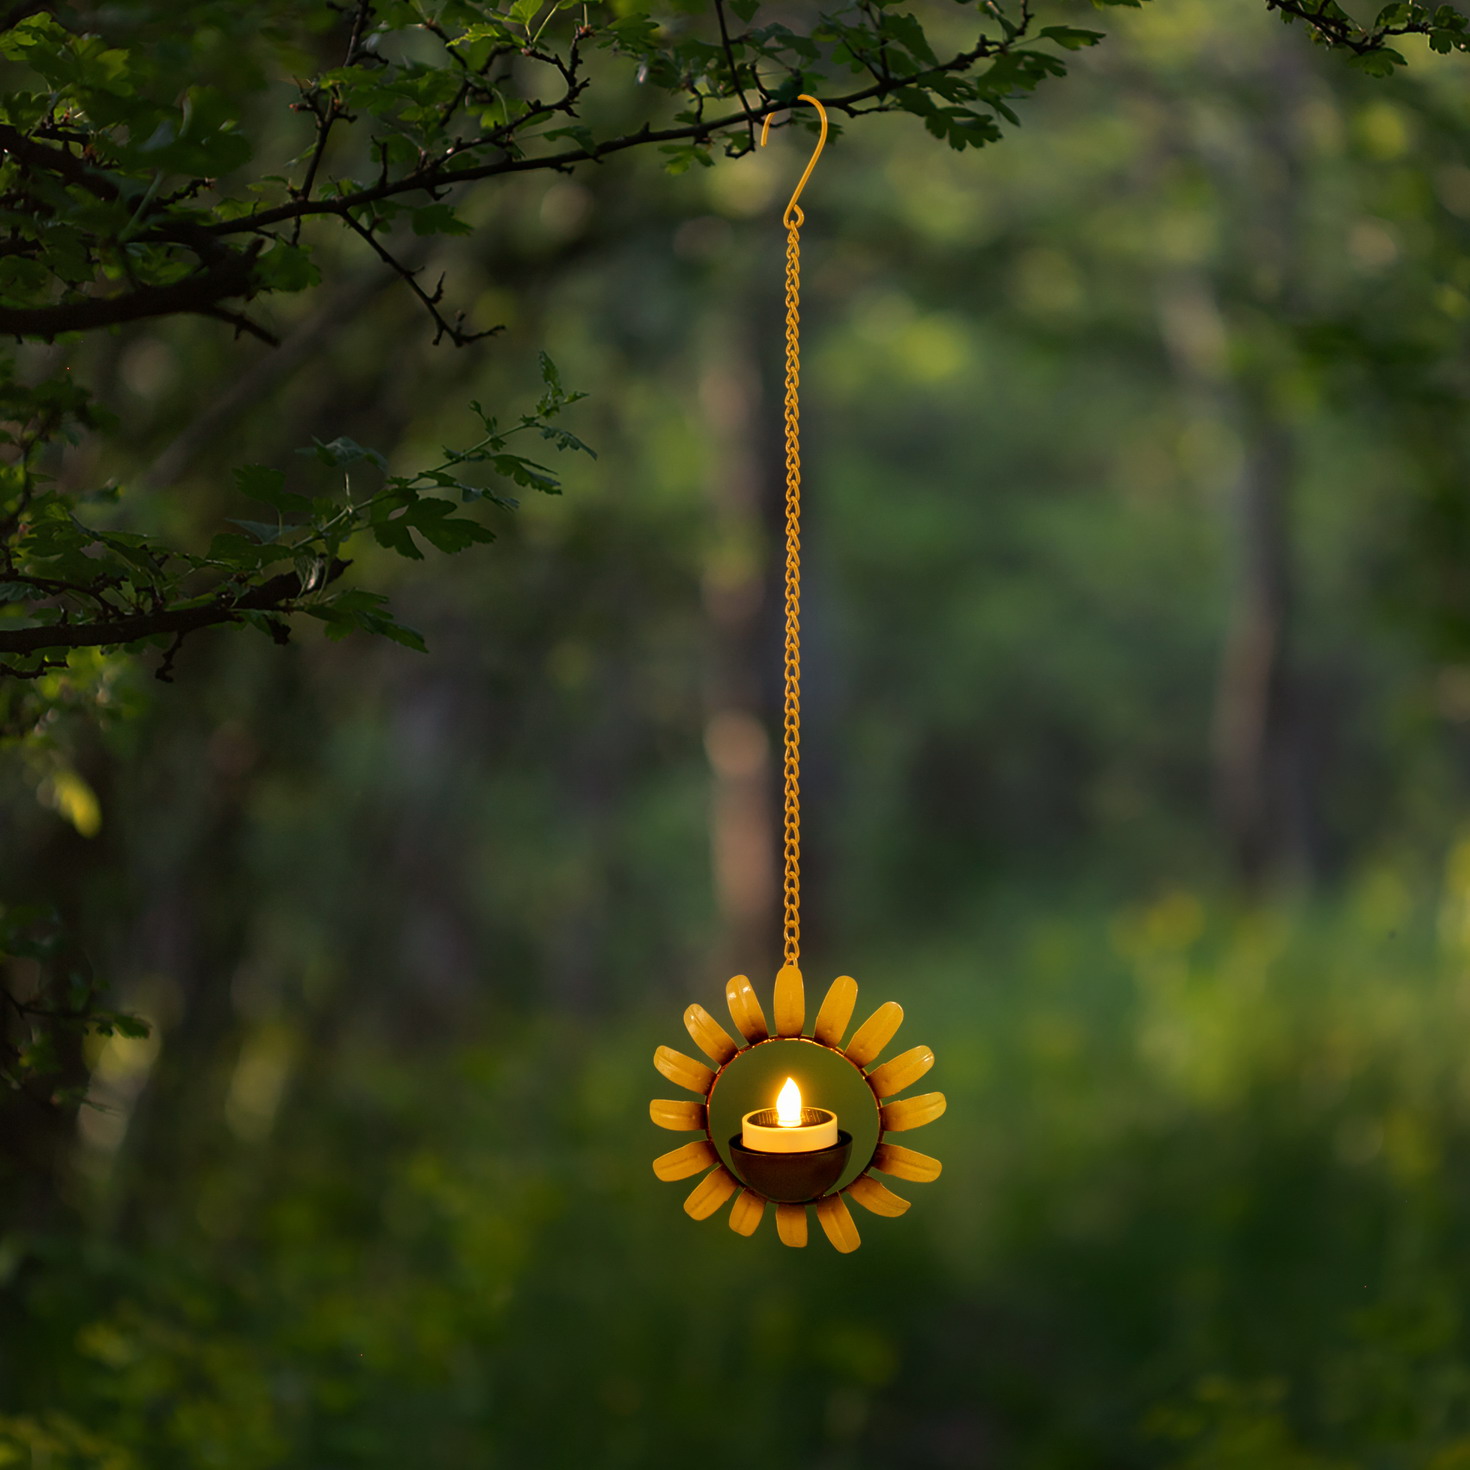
[11,0,1470,1465]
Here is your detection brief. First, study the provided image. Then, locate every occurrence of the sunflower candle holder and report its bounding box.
[650,963,944,1252]
[651,97,944,1252]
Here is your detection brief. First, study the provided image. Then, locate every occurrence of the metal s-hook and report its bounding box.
[759,93,828,228]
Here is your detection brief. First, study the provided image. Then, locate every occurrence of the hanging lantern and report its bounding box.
[650,97,945,1252]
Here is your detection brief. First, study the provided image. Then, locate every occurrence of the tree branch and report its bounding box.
[0,255,273,343]
[339,214,499,346]
[1264,0,1470,54]
[0,121,120,200]
[207,38,1006,237]
[714,0,757,141]
[0,560,346,657]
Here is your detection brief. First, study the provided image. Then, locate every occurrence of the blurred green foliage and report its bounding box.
[7,0,1470,1467]
[13,885,1470,1467]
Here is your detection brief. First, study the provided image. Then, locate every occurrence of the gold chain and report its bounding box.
[760,94,827,971]
[780,204,803,968]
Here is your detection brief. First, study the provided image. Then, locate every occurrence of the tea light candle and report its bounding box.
[730,1076,851,1204]
[741,1076,838,1152]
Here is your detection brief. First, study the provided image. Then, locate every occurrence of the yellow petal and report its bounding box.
[846,1173,911,1217]
[813,974,858,1048]
[880,1091,946,1133]
[729,1189,765,1236]
[684,1166,738,1220]
[844,1001,903,1067]
[684,1004,740,1066]
[871,1142,943,1183]
[725,974,769,1042]
[865,1045,934,1099]
[772,963,804,1037]
[654,1045,716,1096]
[815,1193,861,1253]
[650,1098,707,1132]
[652,1140,718,1181]
[775,1203,808,1248]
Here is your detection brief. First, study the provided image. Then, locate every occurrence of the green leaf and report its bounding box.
[228,519,300,544]
[1347,45,1407,74]
[254,242,320,292]
[371,518,423,560]
[883,12,938,66]
[92,1011,150,1039]
[410,203,472,236]
[1039,26,1105,49]
[403,497,495,553]
[659,142,713,175]
[308,589,428,651]
[449,20,517,48]
[374,619,428,652]
[309,437,388,470]
[205,531,289,566]
[535,425,595,459]
[233,463,308,514]
[541,123,598,153]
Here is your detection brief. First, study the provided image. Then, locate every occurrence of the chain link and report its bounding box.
[780,205,804,967]
[760,95,825,971]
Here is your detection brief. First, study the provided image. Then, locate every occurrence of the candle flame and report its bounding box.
[776,1076,802,1126]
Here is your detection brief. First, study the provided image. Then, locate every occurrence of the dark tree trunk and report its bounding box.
[1157,39,1325,892]
[1212,405,1311,886]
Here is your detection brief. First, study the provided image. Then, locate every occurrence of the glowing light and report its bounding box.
[776,1076,802,1126]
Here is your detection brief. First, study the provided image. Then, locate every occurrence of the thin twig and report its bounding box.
[339,213,497,346]
[713,0,756,132]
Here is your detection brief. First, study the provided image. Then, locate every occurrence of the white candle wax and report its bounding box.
[740,1107,839,1152]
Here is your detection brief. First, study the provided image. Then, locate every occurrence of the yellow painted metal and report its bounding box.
[729,1189,766,1236]
[652,1139,718,1181]
[684,1166,740,1220]
[775,1202,808,1247]
[649,1098,707,1132]
[773,963,805,1037]
[684,1003,740,1065]
[865,1044,934,1099]
[871,1142,943,1182]
[654,1044,716,1096]
[759,93,829,230]
[846,1173,911,1217]
[813,973,857,1047]
[725,973,769,1042]
[879,1091,947,1133]
[845,1000,903,1067]
[815,1193,861,1253]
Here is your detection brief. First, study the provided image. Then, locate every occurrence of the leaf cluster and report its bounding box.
[0,353,590,668]
[0,903,147,1109]
[0,0,1121,686]
[1268,1,1470,73]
